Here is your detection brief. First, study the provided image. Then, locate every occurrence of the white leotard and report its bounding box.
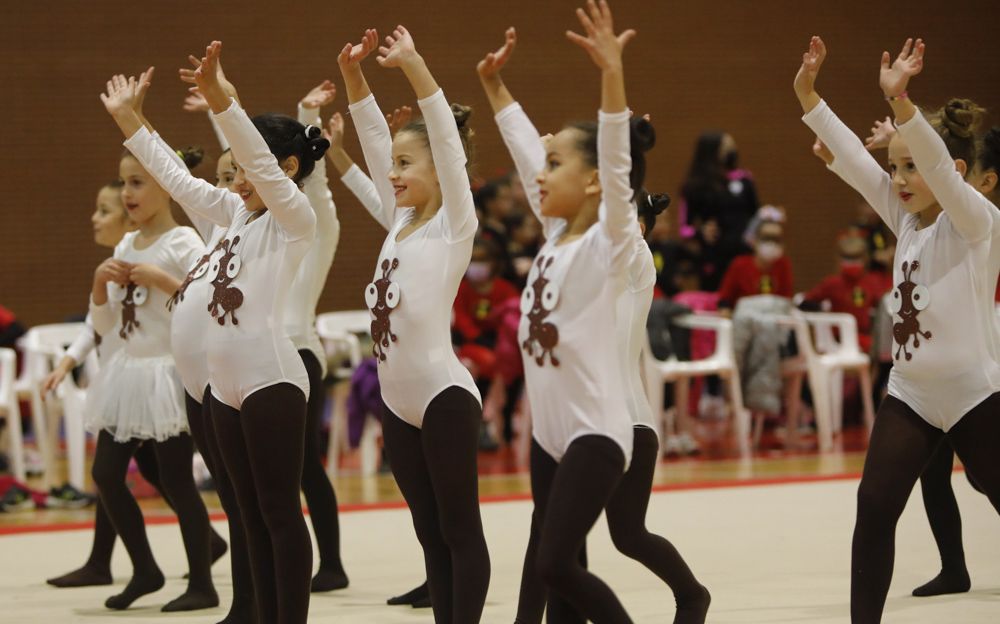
[123,99,316,409]
[617,234,658,433]
[804,100,1000,430]
[496,102,636,465]
[283,104,340,377]
[348,89,481,426]
[86,227,202,441]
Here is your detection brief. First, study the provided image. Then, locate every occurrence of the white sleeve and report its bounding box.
[123,127,242,228]
[151,132,217,242]
[64,314,96,365]
[417,89,477,242]
[347,94,398,231]
[597,109,637,251]
[167,228,209,280]
[896,111,998,243]
[88,239,126,336]
[341,164,383,216]
[208,111,230,151]
[802,100,904,236]
[213,99,316,242]
[494,102,562,239]
[298,104,341,257]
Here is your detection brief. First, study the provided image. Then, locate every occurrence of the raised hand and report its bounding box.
[100,74,139,117]
[183,92,210,113]
[191,41,233,113]
[794,36,826,106]
[864,116,896,151]
[377,26,420,69]
[386,106,413,134]
[880,37,924,98]
[338,29,379,71]
[476,27,517,81]
[812,137,834,165]
[302,80,337,110]
[325,112,345,150]
[565,0,636,71]
[133,66,155,120]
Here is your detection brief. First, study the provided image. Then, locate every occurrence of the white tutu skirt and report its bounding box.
[85,351,190,443]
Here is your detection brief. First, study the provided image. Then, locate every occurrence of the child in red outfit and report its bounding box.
[803,231,889,352]
[717,218,793,311]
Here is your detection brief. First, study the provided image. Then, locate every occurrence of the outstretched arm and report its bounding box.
[884,38,996,241]
[793,36,825,115]
[194,41,315,240]
[567,0,636,247]
[378,25,476,240]
[477,28,517,115]
[298,80,340,249]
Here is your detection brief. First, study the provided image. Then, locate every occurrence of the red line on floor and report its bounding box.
[0,470,864,537]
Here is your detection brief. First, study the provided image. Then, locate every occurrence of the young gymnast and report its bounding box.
[85,74,218,612]
[182,72,351,597]
[324,106,435,609]
[795,36,1000,622]
[109,43,327,623]
[478,2,648,620]
[338,25,490,623]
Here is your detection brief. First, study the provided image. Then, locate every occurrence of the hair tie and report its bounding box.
[175,149,184,159]
[303,124,319,140]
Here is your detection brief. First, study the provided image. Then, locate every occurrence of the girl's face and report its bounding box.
[389,131,439,209]
[887,135,938,215]
[216,150,237,191]
[119,156,172,225]
[92,186,132,248]
[231,153,299,212]
[969,163,999,202]
[535,128,599,219]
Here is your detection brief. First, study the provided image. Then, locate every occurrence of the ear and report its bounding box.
[280,155,301,180]
[981,170,999,196]
[584,169,601,197]
[954,158,968,178]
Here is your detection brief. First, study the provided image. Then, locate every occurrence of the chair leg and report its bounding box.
[810,368,834,452]
[6,401,27,482]
[829,369,844,434]
[858,365,876,439]
[326,380,350,479]
[64,390,87,490]
[726,372,751,456]
[28,387,53,489]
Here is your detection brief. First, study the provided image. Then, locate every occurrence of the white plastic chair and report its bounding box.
[52,346,92,489]
[0,348,26,481]
[14,323,84,487]
[644,313,752,455]
[787,311,875,452]
[316,310,378,477]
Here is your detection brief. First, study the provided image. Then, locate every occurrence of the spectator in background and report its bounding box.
[645,207,687,298]
[801,230,889,352]
[0,305,26,350]
[717,212,793,312]
[504,212,543,288]
[680,131,760,288]
[474,178,517,280]
[853,202,896,293]
[453,238,521,449]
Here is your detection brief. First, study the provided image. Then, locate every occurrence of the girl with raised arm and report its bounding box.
[476,20,710,624]
[338,24,490,623]
[109,42,328,623]
[795,36,1000,623]
[479,2,654,621]
[86,73,217,613]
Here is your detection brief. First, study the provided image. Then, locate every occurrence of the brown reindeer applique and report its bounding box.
[521,255,560,367]
[168,238,227,311]
[889,260,932,361]
[365,258,401,362]
[207,235,245,326]
[117,282,148,340]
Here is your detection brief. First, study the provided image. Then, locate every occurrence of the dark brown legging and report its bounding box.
[187,387,256,623]
[518,427,706,623]
[516,435,631,624]
[852,392,1000,623]
[211,383,311,624]
[382,386,491,624]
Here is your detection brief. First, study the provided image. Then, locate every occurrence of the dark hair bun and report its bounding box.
[179,146,205,170]
[451,103,473,130]
[630,116,656,153]
[646,191,671,215]
[941,98,985,139]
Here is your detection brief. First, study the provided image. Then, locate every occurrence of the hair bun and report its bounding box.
[178,146,205,170]
[629,116,656,153]
[942,98,986,139]
[646,191,671,215]
[307,137,330,162]
[451,103,473,129]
